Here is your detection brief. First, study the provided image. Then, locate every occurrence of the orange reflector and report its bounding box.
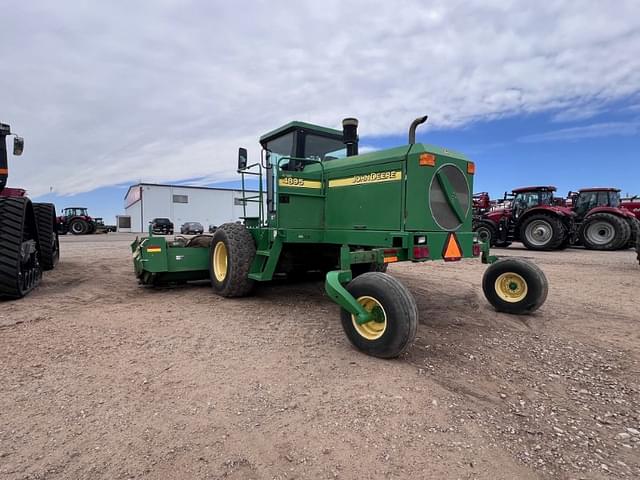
[146,247,162,253]
[383,256,398,263]
[467,162,475,174]
[442,233,462,262]
[419,153,436,166]
[0,168,8,174]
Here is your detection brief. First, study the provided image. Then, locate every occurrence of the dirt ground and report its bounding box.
[1,234,638,480]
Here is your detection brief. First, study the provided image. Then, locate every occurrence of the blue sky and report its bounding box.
[2,1,639,222]
[34,103,640,224]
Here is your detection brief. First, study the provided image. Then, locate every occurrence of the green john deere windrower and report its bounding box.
[132,116,548,358]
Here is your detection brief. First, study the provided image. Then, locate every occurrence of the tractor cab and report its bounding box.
[569,188,621,219]
[509,186,556,220]
[242,120,357,216]
[62,207,90,218]
[259,121,349,168]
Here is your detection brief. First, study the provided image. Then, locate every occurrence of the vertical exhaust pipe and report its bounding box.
[342,118,359,157]
[0,123,10,192]
[408,115,428,144]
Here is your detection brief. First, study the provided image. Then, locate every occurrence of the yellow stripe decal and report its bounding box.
[146,247,162,253]
[329,170,403,188]
[278,177,322,189]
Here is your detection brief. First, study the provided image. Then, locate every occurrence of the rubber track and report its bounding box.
[0,197,36,298]
[33,203,59,270]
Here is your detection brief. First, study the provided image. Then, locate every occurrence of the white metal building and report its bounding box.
[123,183,263,233]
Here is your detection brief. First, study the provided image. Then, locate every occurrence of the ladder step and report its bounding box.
[248,272,267,281]
[256,249,271,257]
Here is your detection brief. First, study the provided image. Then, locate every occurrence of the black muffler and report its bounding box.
[342,118,359,157]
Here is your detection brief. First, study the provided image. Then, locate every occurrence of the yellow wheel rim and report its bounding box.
[351,296,387,340]
[213,241,228,282]
[495,272,528,303]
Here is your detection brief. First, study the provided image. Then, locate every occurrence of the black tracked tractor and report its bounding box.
[0,122,59,299]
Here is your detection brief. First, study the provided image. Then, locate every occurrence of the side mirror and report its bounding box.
[13,136,24,156]
[238,147,248,171]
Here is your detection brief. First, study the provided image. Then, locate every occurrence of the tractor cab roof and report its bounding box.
[512,186,557,194]
[260,121,342,146]
[578,187,620,193]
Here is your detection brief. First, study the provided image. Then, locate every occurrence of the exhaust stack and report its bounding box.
[408,115,428,145]
[342,118,359,157]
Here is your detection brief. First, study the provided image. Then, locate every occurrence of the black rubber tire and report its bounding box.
[340,272,418,358]
[626,218,640,249]
[580,212,630,251]
[33,203,60,270]
[0,197,42,299]
[351,262,388,278]
[209,223,256,297]
[519,214,566,251]
[482,258,548,315]
[69,219,88,235]
[474,221,496,247]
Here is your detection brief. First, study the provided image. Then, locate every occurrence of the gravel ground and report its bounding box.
[1,234,638,479]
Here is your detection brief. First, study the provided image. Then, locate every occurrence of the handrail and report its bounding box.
[238,161,263,224]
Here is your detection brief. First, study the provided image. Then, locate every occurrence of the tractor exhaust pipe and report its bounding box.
[408,115,428,145]
[342,118,359,157]
[0,123,10,192]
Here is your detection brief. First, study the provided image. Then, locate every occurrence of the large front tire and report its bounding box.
[340,272,418,358]
[69,219,88,235]
[474,221,497,247]
[209,223,256,297]
[482,258,548,314]
[580,213,630,251]
[520,214,566,251]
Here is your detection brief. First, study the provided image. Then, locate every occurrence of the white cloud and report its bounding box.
[1,0,639,196]
[518,121,640,142]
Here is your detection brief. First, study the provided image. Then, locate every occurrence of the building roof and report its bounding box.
[124,182,259,200]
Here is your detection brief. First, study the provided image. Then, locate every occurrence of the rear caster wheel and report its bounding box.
[482,258,548,314]
[340,272,417,358]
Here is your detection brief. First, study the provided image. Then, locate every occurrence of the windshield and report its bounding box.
[154,218,170,224]
[67,208,88,216]
[539,191,554,205]
[610,191,620,207]
[304,134,346,161]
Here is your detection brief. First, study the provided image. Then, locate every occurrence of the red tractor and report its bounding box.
[567,188,639,250]
[57,207,97,235]
[473,186,572,251]
[621,196,640,220]
[0,122,59,299]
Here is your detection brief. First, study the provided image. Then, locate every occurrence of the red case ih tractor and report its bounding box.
[567,188,639,250]
[473,186,572,251]
[0,122,59,299]
[57,207,97,235]
[621,196,640,219]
